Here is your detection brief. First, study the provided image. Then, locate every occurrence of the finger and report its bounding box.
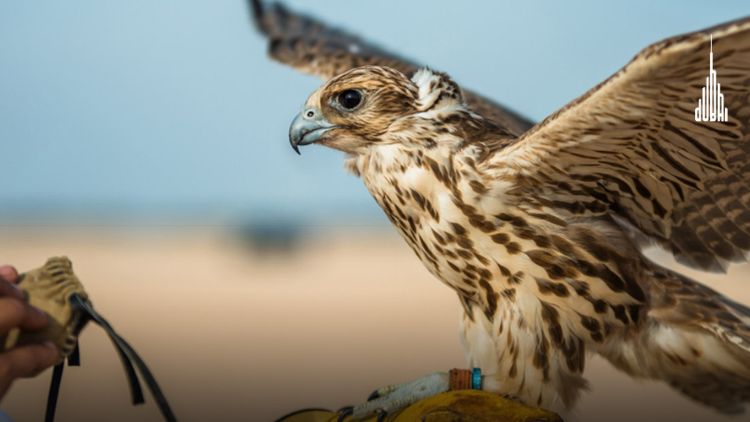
[0,279,24,301]
[0,341,59,380]
[0,298,48,334]
[0,266,19,284]
[23,342,60,378]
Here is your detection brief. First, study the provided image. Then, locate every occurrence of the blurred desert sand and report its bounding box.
[0,227,748,422]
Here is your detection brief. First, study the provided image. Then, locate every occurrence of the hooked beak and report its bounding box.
[288,107,336,155]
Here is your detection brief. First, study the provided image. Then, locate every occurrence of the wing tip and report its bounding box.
[249,0,298,40]
[249,0,287,37]
[248,0,267,34]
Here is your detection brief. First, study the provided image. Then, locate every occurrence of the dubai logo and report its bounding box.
[695,34,729,122]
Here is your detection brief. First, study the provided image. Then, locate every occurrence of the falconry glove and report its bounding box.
[0,257,176,422]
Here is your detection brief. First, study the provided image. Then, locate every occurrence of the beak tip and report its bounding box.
[290,138,301,155]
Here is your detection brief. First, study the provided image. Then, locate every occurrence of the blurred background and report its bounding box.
[1,1,749,421]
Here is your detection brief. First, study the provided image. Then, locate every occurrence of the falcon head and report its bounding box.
[289,65,463,155]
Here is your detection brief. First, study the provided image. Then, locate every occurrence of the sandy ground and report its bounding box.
[0,227,748,422]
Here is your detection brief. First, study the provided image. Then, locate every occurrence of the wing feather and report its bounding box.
[483,17,750,272]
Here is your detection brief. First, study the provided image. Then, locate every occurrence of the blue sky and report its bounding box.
[1,1,748,223]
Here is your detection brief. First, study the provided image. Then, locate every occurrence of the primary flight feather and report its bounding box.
[252,1,750,418]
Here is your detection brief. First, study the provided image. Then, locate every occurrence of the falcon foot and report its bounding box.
[336,406,353,421]
[349,372,450,420]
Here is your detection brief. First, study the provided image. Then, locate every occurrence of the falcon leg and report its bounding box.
[367,381,405,401]
[345,372,449,420]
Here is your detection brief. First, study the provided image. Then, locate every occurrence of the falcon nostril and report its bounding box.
[305,110,315,119]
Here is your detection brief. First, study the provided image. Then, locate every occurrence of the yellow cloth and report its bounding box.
[277,390,563,421]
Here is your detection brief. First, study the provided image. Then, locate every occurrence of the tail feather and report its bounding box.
[668,370,750,414]
[600,265,750,414]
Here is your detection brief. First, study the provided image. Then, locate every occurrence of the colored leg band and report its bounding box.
[449,369,471,390]
[472,367,482,390]
[449,368,481,390]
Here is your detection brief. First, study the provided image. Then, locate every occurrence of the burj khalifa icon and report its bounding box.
[695,34,729,122]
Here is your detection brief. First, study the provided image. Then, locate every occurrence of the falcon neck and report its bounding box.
[357,143,458,192]
[353,110,474,180]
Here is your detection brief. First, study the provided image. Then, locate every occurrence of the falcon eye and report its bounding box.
[337,89,362,110]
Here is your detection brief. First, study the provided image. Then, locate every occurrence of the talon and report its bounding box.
[376,408,388,422]
[367,389,381,401]
[336,406,353,421]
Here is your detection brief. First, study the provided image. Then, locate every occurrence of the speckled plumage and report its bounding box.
[253,1,750,417]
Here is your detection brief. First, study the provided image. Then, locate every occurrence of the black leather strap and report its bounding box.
[43,294,177,422]
[44,363,64,422]
[72,296,145,406]
[67,341,80,367]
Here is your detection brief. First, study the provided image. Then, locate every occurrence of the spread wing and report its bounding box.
[249,0,533,136]
[483,17,750,272]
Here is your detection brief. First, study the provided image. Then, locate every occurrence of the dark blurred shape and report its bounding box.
[236,220,304,254]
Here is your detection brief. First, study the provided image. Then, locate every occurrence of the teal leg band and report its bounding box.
[471,368,482,390]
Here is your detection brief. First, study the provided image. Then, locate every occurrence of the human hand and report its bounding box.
[0,265,59,400]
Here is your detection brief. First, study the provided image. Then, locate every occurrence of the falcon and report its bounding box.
[252,1,750,419]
